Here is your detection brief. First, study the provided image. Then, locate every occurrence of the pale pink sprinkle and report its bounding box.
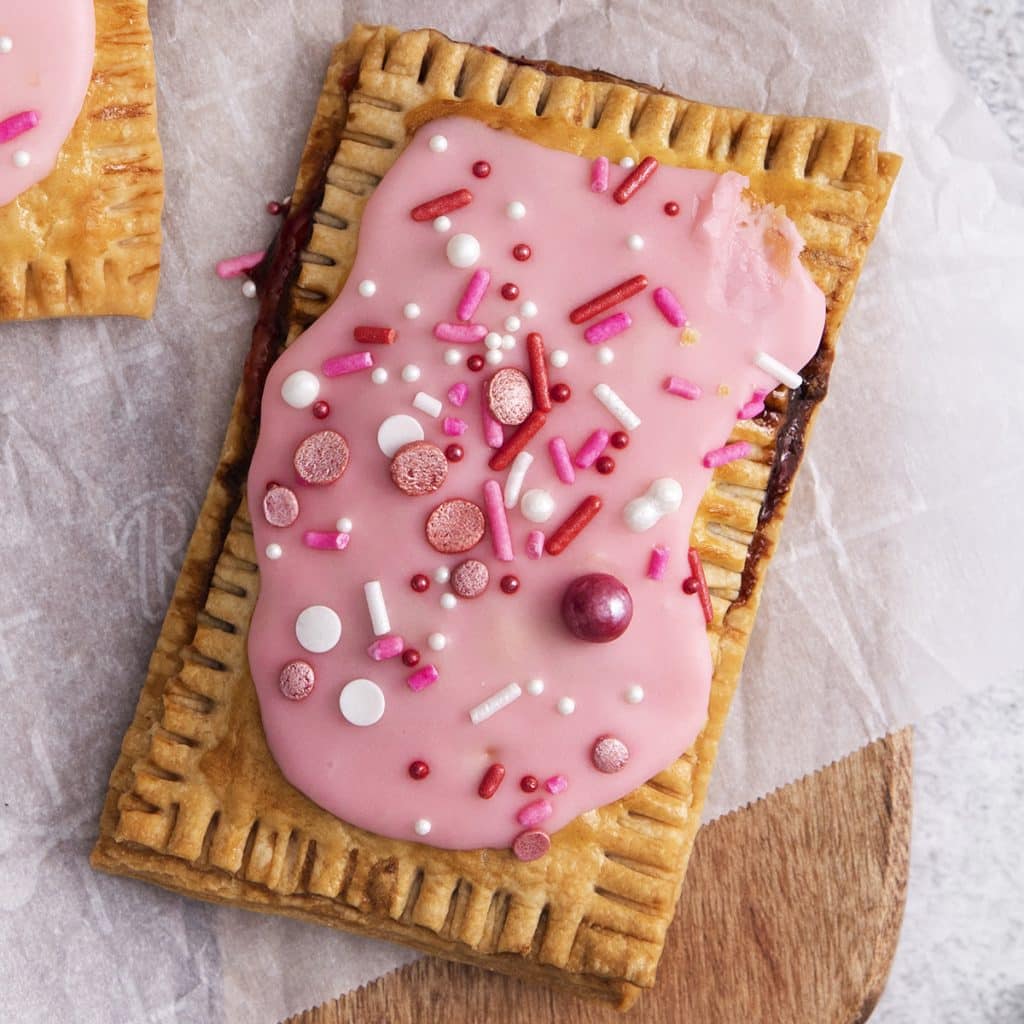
[584,311,631,344]
[456,268,491,321]
[574,428,610,469]
[652,285,687,327]
[302,530,350,551]
[278,660,315,700]
[367,635,405,661]
[516,798,553,828]
[434,321,488,343]
[544,774,568,795]
[663,375,703,400]
[590,156,610,193]
[647,544,670,580]
[483,480,513,562]
[443,416,468,436]
[322,351,373,377]
[447,381,469,407]
[482,389,504,448]
[737,388,770,420]
[0,110,39,145]
[702,441,753,469]
[526,530,545,560]
[548,436,575,485]
[407,664,439,692]
[215,250,265,280]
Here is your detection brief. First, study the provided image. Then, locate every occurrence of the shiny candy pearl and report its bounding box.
[410,574,430,593]
[619,156,636,168]
[427,633,447,651]
[520,775,539,793]
[358,279,376,297]
[664,201,680,216]
[597,346,614,365]
[627,234,645,251]
[0,37,12,54]
[501,335,516,351]
[467,354,485,372]
[549,383,571,403]
[446,233,481,268]
[440,594,457,610]
[595,455,615,475]
[433,216,451,232]
[472,160,491,178]
[265,543,283,560]
[504,315,521,333]
[371,367,389,384]
[512,243,531,262]
[414,818,432,835]
[520,488,555,524]
[409,760,430,779]
[401,364,421,383]
[241,280,257,298]
[484,331,503,350]
[500,575,520,594]
[444,444,464,462]
[443,348,462,366]
[519,300,538,318]
[549,349,568,369]
[428,134,448,152]
[433,566,451,584]
[557,697,576,715]
[501,282,519,300]
[12,151,30,168]
[526,679,545,696]
[312,400,330,419]
[336,517,353,533]
[625,685,645,704]
[485,349,503,366]
[561,574,633,643]
[610,431,629,449]
[506,200,526,219]
[281,370,320,409]
[403,302,422,319]
[402,648,421,667]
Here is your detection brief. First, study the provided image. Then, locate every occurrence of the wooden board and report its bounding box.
[284,730,912,1024]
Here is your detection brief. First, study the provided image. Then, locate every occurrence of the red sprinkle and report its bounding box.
[546,495,603,556]
[549,383,571,403]
[410,188,473,222]
[267,200,284,216]
[520,775,539,793]
[614,156,659,204]
[610,431,629,449]
[445,443,464,462]
[312,400,330,419]
[500,575,520,594]
[501,282,520,301]
[512,243,532,262]
[353,325,396,345]
[664,200,680,216]
[526,332,552,413]
[478,763,506,799]
[686,547,713,624]
[472,160,491,178]
[467,354,485,372]
[488,410,547,471]
[402,648,421,667]
[595,455,616,475]
[408,760,430,780]
[569,275,648,324]
[410,573,430,593]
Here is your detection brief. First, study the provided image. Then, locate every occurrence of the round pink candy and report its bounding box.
[512,830,551,862]
[279,660,315,700]
[263,485,299,527]
[591,735,630,773]
[293,430,350,485]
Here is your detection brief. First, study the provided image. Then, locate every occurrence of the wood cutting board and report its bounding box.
[285,729,912,1024]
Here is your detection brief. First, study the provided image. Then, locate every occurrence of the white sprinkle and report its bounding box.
[336,517,353,533]
[371,367,389,384]
[557,697,576,716]
[485,349,503,366]
[520,488,555,524]
[619,156,636,168]
[295,605,342,653]
[377,414,424,456]
[446,233,480,269]
[625,685,645,704]
[503,451,533,509]
[627,233,645,251]
[484,331,503,350]
[593,382,641,430]
[428,134,448,153]
[241,280,257,298]
[597,346,615,365]
[504,315,521,333]
[414,818,432,836]
[755,351,803,389]
[358,279,376,297]
[363,580,391,636]
[427,632,447,652]
[265,543,283,560]
[339,678,386,727]
[440,593,457,610]
[401,364,421,383]
[0,36,13,54]
[12,150,30,169]
[433,215,452,233]
[470,682,523,725]
[443,348,462,366]
[526,678,545,696]
[433,566,451,584]
[412,391,443,418]
[501,334,516,351]
[403,302,422,319]
[506,200,527,220]
[281,369,320,409]
[550,349,569,369]
[519,300,538,318]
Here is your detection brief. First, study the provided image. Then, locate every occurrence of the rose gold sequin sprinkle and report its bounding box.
[512,830,551,861]
[389,441,449,496]
[293,430,350,485]
[486,368,534,426]
[451,558,490,598]
[592,735,630,773]
[278,661,315,700]
[262,485,299,527]
[425,499,486,554]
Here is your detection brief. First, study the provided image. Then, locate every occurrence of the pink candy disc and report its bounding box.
[293,430,350,485]
[279,660,315,700]
[486,368,534,426]
[512,829,551,862]
[425,499,486,554]
[390,441,449,496]
[592,735,630,773]
[263,485,299,527]
[451,558,490,598]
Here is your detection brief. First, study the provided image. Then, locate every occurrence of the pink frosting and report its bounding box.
[247,117,825,852]
[0,1,95,207]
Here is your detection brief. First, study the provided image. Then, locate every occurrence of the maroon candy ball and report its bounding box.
[560,573,633,643]
[501,282,520,301]
[472,160,491,178]
[467,354,485,372]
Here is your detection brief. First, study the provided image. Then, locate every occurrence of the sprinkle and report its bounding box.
[546,495,602,555]
[626,234,645,252]
[482,389,504,449]
[403,302,422,319]
[503,451,534,509]
[557,697,576,715]
[428,134,448,152]
[501,335,516,350]
[371,368,389,384]
[590,155,610,192]
[549,349,569,368]
[322,351,373,377]
[527,332,552,412]
[512,243,531,261]
[407,664,439,692]
[443,416,468,436]
[504,315,521,333]
[738,389,770,420]
[478,763,507,799]
[592,735,630,772]
[440,593,457,610]
[448,443,465,461]
[548,437,576,484]
[647,545,670,580]
[363,580,391,636]
[485,349,503,366]
[312,400,330,418]
[614,155,659,204]
[368,635,405,660]
[433,566,451,584]
[409,760,430,779]
[500,574,520,594]
[520,489,555,524]
[303,530,350,551]
[339,678,386,726]
[653,286,687,327]
[686,547,714,624]
[265,544,283,560]
[457,268,491,321]
[593,383,641,430]
[597,346,614,366]
[472,160,491,178]
[470,682,523,725]
[512,830,551,861]
[489,410,547,471]
[680,327,700,346]
[447,382,469,406]
[483,480,514,561]
[625,685,645,704]
[575,428,610,469]
[451,558,489,598]
[545,775,568,795]
[434,216,451,232]
[398,365,421,384]
[520,300,538,318]
[501,282,520,300]
[619,156,636,169]
[295,605,342,654]
[506,200,527,220]
[0,37,12,54]
[444,348,462,366]
[427,632,447,651]
[412,391,443,418]
[526,530,545,559]
[526,679,545,696]
[485,331,503,350]
[294,430,350,485]
[263,485,299,527]
[584,312,631,344]
[569,275,647,324]
[434,321,487,343]
[426,499,486,553]
[377,414,424,457]
[279,661,315,700]
[358,280,376,297]
[410,188,473,221]
[354,325,396,345]
[702,441,752,468]
[410,573,430,593]
[624,478,683,532]
[755,351,803,389]
[242,281,257,299]
[516,799,553,828]
[414,818,432,836]
[467,354,485,372]
[12,150,30,168]
[446,233,481,269]
[487,367,534,425]
[215,249,264,280]
[336,516,354,533]
[664,376,703,400]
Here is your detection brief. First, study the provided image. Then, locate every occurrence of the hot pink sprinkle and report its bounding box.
[548,437,575,484]
[584,311,631,344]
[456,269,491,321]
[483,480,514,562]
[652,285,687,327]
[647,544,670,580]
[482,389,504,448]
[516,798,553,828]
[448,381,469,406]
[215,250,265,280]
[544,774,568,795]
[526,530,545,560]
[434,322,488,343]
[322,351,373,377]
[443,416,468,436]
[574,428,610,469]
[702,441,753,468]
[367,635,405,661]
[0,110,40,145]
[407,664,439,692]
[302,530,350,551]
[737,389,770,420]
[664,376,703,400]
[590,156,609,193]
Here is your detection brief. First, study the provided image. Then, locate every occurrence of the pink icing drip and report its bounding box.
[216,250,266,280]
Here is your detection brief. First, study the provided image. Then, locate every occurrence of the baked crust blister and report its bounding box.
[0,0,163,321]
[90,25,899,1009]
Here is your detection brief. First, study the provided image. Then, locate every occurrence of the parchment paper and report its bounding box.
[2,1,1022,1021]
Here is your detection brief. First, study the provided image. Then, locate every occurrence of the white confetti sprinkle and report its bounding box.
[470,682,522,725]
[428,134,448,153]
[755,351,803,389]
[412,391,443,418]
[12,150,30,168]
[504,315,521,332]
[403,302,422,319]
[363,580,391,636]
[501,334,516,351]
[295,605,342,654]
[520,488,555,524]
[401,364,422,383]
[549,349,569,368]
[358,279,376,297]
[619,156,636,168]
[506,200,527,220]
[339,678,386,727]
[557,697,576,715]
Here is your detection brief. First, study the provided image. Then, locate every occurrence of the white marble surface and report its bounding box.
[875,4,1024,1020]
